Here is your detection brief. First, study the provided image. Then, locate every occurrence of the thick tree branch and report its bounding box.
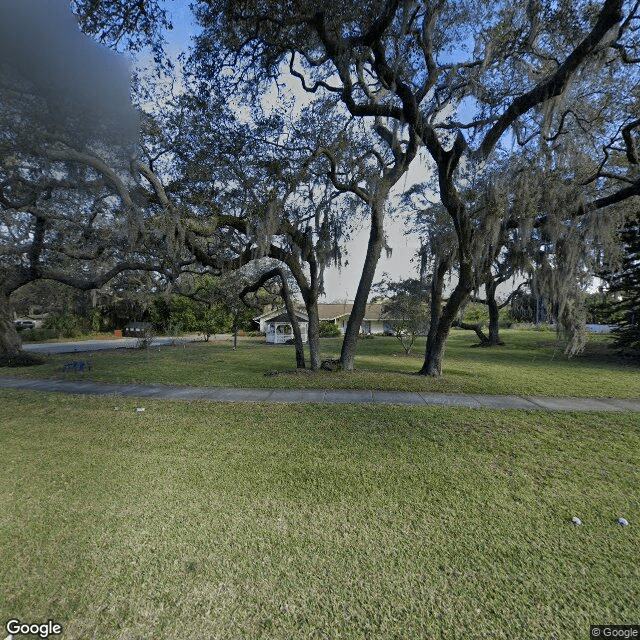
[505,176,640,231]
[477,0,623,159]
[288,52,342,93]
[43,146,137,211]
[622,118,640,164]
[352,0,400,47]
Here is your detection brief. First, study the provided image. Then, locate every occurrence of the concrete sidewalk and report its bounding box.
[1,376,639,412]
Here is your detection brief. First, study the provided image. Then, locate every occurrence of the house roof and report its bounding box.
[255,303,390,322]
[266,312,309,324]
[254,307,308,322]
[317,303,387,321]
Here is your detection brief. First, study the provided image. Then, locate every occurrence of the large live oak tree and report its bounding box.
[160,95,349,370]
[0,143,188,359]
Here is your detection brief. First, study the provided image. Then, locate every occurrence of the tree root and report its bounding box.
[320,358,342,372]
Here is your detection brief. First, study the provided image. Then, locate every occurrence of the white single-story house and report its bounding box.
[254,303,394,340]
[254,308,309,344]
[317,303,394,335]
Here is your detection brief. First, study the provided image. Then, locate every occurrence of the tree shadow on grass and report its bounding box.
[573,340,640,369]
[0,352,45,367]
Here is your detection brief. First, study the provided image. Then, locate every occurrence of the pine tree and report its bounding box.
[608,213,640,355]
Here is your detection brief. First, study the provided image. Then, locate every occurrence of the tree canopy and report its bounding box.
[190,0,639,373]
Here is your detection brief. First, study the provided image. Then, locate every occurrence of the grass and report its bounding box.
[1,389,638,639]
[5,328,639,398]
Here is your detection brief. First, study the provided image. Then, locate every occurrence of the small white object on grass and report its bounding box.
[571,517,582,526]
[617,517,629,526]
[136,407,145,412]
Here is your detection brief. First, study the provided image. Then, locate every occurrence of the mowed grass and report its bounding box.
[6,328,639,397]
[1,390,638,639]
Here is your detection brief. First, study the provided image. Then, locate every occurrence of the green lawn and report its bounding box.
[1,390,638,639]
[6,328,639,397]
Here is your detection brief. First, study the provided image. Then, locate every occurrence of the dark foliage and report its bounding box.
[607,214,640,355]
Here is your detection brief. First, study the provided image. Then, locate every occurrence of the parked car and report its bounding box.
[14,319,36,331]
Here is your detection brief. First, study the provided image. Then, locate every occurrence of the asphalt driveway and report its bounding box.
[22,335,197,354]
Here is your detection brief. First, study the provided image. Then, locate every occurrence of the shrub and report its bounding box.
[319,321,341,337]
[198,306,232,341]
[498,308,514,329]
[135,327,156,350]
[0,352,45,367]
[19,327,56,342]
[461,303,489,326]
[42,313,86,338]
[89,309,106,333]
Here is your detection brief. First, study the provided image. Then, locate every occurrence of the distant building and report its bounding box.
[254,303,394,340]
[124,321,153,336]
[255,309,309,344]
[316,303,394,335]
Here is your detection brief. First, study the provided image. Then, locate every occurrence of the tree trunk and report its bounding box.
[305,297,321,371]
[419,153,480,376]
[453,320,489,343]
[0,293,22,360]
[238,266,307,368]
[421,320,449,377]
[419,256,448,375]
[291,321,306,369]
[419,257,474,376]
[281,281,306,369]
[340,201,385,371]
[485,278,504,345]
[298,260,322,370]
[420,282,473,376]
[426,256,449,348]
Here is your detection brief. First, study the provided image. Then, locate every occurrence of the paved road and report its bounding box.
[1,376,639,411]
[22,336,196,354]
